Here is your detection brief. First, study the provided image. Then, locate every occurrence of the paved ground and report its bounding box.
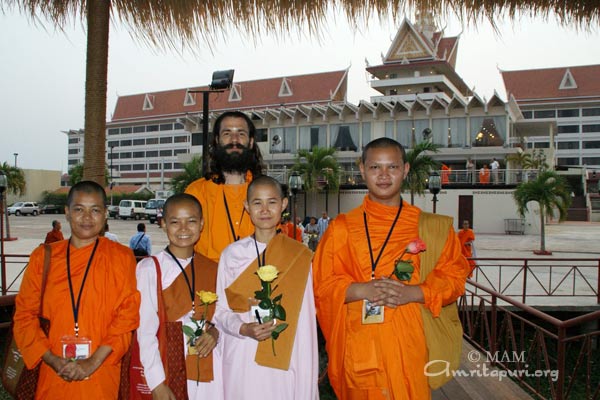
[1,214,599,305]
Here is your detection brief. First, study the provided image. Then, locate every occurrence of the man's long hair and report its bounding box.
[207,111,264,183]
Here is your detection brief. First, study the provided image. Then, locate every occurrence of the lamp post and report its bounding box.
[109,145,114,206]
[288,172,303,241]
[428,171,441,214]
[13,153,18,168]
[188,70,235,176]
[0,171,7,295]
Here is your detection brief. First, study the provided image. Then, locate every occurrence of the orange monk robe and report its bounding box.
[281,222,303,242]
[313,196,470,400]
[13,238,140,399]
[441,164,451,185]
[479,167,490,184]
[457,228,476,274]
[44,229,64,244]
[185,177,255,262]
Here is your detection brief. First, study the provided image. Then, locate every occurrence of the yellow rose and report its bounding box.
[197,290,218,304]
[257,265,279,283]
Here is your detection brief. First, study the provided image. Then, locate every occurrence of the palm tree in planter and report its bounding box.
[513,171,571,255]
[292,147,339,217]
[0,162,26,240]
[403,141,440,205]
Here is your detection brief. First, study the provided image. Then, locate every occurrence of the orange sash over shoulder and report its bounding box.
[162,253,218,382]
[225,234,312,371]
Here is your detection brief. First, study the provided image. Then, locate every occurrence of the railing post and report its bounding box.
[597,260,600,304]
[522,259,528,304]
[556,326,565,400]
[490,294,497,362]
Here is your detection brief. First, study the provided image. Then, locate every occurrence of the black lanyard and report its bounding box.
[253,235,266,267]
[166,247,196,313]
[66,238,99,337]
[223,192,245,242]
[364,201,403,279]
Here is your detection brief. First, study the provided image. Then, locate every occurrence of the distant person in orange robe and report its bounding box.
[441,163,451,185]
[44,220,64,244]
[13,181,140,399]
[313,138,470,399]
[281,215,303,243]
[185,111,264,262]
[457,220,477,276]
[479,164,490,184]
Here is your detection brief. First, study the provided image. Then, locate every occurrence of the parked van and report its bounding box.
[145,198,166,224]
[118,200,147,220]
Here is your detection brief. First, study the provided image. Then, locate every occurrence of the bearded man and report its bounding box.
[185,111,264,262]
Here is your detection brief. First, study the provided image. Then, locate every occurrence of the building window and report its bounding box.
[160,136,173,144]
[582,124,600,133]
[120,140,132,146]
[133,126,145,133]
[68,149,78,155]
[361,122,371,149]
[163,163,172,170]
[120,152,132,159]
[147,125,159,132]
[133,139,145,146]
[121,127,132,134]
[160,149,172,157]
[120,164,132,171]
[68,159,78,166]
[385,121,395,139]
[160,123,173,131]
[174,162,183,169]
[174,135,189,143]
[583,140,600,149]
[582,157,600,165]
[108,152,118,160]
[108,140,119,147]
[534,110,556,119]
[108,128,119,135]
[557,141,579,150]
[192,133,203,146]
[270,127,296,153]
[255,128,268,143]
[299,125,326,150]
[132,164,145,171]
[149,163,159,170]
[331,124,358,152]
[522,111,533,119]
[146,150,159,157]
[535,142,550,148]
[174,122,185,130]
[69,138,79,144]
[133,151,145,158]
[557,157,579,166]
[558,109,580,118]
[582,108,600,117]
[557,125,579,134]
[174,148,188,155]
[146,137,158,145]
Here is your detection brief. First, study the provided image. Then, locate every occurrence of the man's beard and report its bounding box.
[213,143,255,173]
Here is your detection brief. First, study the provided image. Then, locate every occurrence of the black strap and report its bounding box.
[364,201,403,279]
[66,238,99,337]
[223,192,245,242]
[134,233,145,250]
[253,235,267,267]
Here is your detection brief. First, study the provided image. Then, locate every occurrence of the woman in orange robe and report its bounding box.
[313,138,470,399]
[13,181,140,399]
[479,165,490,184]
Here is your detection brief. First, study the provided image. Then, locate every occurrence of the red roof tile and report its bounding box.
[502,64,600,101]
[111,70,347,122]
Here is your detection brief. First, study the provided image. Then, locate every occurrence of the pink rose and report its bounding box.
[406,239,426,254]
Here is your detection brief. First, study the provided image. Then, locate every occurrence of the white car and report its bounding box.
[7,201,39,216]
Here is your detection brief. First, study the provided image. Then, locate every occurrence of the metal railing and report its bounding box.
[461,280,600,400]
[470,258,600,305]
[0,254,30,296]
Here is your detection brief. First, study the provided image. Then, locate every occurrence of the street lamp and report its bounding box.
[428,171,441,214]
[0,171,7,295]
[288,172,303,241]
[189,69,235,176]
[109,146,114,206]
[13,153,18,168]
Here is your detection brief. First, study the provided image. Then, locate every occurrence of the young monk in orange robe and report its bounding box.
[457,220,477,275]
[185,111,263,262]
[313,138,470,399]
[13,181,140,399]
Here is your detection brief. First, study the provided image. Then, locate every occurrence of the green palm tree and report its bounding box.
[68,163,110,186]
[513,171,571,254]
[292,147,339,216]
[1,161,26,239]
[170,156,203,194]
[403,141,440,204]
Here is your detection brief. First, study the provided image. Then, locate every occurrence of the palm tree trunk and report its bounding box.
[539,208,546,252]
[82,0,110,184]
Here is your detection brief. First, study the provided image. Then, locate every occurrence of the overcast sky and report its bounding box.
[1,9,599,173]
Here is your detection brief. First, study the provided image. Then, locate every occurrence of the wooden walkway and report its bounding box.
[432,340,532,400]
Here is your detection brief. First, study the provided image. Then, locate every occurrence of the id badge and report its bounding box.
[361,299,384,324]
[248,297,270,323]
[61,336,91,360]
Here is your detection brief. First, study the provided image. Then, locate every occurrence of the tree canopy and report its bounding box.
[0,161,26,196]
[403,141,440,204]
[170,155,203,194]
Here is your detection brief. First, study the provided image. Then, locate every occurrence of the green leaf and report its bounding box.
[182,325,196,338]
[262,315,273,324]
[273,294,283,303]
[273,323,288,336]
[254,290,267,300]
[272,331,280,340]
[273,304,286,321]
[395,271,412,281]
[259,299,272,309]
